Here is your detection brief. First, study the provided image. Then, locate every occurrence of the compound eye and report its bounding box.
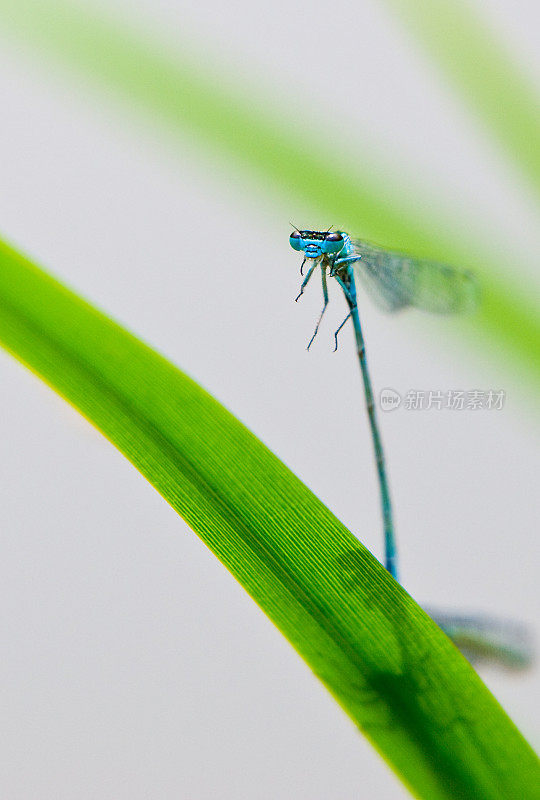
[323,232,344,253]
[289,230,303,251]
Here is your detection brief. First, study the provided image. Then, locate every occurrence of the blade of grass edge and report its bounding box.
[0,239,538,799]
[0,0,538,395]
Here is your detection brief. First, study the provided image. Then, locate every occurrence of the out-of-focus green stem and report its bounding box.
[0,0,538,390]
[384,0,540,199]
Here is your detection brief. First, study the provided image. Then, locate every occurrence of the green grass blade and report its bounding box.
[0,238,538,799]
[384,0,540,198]
[0,0,539,392]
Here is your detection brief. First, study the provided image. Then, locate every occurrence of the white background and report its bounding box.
[0,0,538,797]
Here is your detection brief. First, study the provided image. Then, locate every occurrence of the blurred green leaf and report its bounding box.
[0,0,538,393]
[0,0,538,394]
[0,238,538,799]
[384,0,540,199]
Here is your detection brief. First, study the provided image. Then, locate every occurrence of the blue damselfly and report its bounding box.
[290,228,531,669]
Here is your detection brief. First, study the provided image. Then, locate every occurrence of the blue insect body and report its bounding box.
[290,229,533,669]
[292,226,480,579]
[291,229,401,579]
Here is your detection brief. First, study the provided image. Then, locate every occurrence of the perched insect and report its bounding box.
[290,228,531,669]
[291,227,479,581]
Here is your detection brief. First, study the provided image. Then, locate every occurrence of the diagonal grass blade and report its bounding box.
[0,237,537,799]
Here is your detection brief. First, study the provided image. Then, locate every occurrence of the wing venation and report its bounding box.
[348,239,479,314]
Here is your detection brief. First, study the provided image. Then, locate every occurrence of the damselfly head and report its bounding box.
[289,229,344,259]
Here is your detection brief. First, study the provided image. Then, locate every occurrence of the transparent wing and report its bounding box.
[348,239,480,314]
[426,609,533,671]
